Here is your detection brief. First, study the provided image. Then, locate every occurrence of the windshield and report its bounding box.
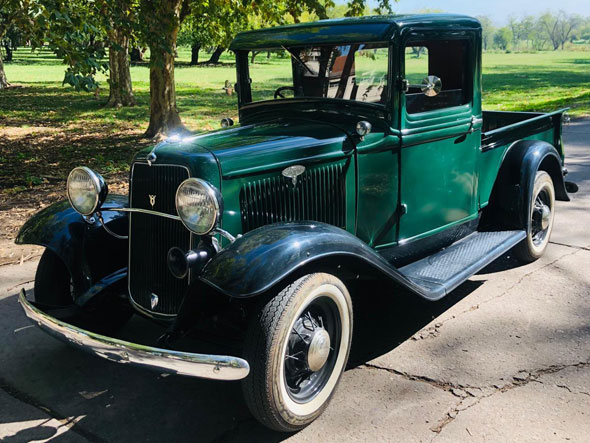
[242,43,389,106]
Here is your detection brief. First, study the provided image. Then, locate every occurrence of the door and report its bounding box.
[398,31,481,243]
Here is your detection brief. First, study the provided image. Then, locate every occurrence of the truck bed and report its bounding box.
[481,109,567,153]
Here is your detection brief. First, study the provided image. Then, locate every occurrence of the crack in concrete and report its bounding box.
[555,384,590,398]
[0,376,106,443]
[549,241,590,251]
[362,359,590,441]
[360,246,589,439]
[431,361,590,439]
[362,363,480,397]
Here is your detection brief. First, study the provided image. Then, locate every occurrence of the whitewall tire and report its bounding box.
[242,273,353,432]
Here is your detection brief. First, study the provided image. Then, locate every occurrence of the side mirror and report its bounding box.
[356,121,372,141]
[403,75,442,97]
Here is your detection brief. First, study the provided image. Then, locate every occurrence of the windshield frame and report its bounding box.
[235,42,393,112]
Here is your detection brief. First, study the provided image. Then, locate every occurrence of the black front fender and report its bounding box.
[16,195,129,298]
[199,222,429,299]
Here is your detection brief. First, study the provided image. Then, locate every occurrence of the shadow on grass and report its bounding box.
[483,67,590,93]
[566,59,590,65]
[4,50,64,66]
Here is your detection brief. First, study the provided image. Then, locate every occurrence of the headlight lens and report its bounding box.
[66,167,107,216]
[175,178,221,235]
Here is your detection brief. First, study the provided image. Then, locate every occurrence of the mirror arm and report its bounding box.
[401,79,425,93]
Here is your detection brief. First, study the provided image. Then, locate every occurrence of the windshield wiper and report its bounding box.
[282,45,315,75]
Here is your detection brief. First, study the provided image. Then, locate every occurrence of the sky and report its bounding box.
[369,0,590,24]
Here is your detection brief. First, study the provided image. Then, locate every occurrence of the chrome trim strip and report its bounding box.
[128,162,193,318]
[19,289,250,380]
[215,227,236,243]
[102,206,181,221]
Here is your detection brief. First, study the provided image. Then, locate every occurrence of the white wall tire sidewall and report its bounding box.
[277,283,351,417]
[528,173,555,256]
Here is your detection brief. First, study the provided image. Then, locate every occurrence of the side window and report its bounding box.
[404,39,470,114]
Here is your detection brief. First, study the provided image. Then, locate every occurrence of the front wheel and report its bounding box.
[242,273,353,432]
[514,171,556,262]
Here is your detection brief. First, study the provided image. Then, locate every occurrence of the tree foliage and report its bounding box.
[539,11,582,50]
[478,11,587,52]
[0,0,43,88]
[493,27,513,51]
[35,1,108,91]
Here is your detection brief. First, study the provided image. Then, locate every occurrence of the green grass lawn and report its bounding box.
[1,46,589,193]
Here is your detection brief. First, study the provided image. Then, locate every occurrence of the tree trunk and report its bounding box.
[145,48,183,138]
[143,0,185,138]
[130,47,144,62]
[250,50,261,64]
[190,43,200,65]
[207,46,224,64]
[3,44,12,62]
[0,50,9,89]
[106,29,136,107]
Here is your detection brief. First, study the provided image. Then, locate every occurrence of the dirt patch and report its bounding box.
[0,174,129,266]
[1,126,59,140]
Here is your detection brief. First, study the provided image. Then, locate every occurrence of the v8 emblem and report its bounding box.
[149,194,156,209]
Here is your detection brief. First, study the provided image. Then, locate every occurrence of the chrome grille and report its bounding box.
[128,163,190,316]
[240,162,347,233]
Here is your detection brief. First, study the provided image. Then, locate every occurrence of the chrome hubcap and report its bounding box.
[540,204,551,230]
[284,297,342,403]
[531,189,552,246]
[307,328,331,372]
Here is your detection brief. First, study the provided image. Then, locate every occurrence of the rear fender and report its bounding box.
[199,222,431,299]
[481,140,569,230]
[16,195,129,299]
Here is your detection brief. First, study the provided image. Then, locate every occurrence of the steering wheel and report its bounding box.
[274,86,296,99]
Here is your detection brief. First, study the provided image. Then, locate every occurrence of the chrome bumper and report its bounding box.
[18,289,250,381]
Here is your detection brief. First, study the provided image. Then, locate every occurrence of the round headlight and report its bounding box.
[66,167,108,216]
[175,178,222,235]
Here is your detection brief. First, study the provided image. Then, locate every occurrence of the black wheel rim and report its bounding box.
[531,188,551,246]
[283,296,342,404]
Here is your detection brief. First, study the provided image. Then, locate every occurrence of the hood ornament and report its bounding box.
[146,151,157,166]
[282,165,306,186]
[150,293,159,309]
[146,144,159,166]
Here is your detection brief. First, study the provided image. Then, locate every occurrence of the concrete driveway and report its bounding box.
[1,120,589,443]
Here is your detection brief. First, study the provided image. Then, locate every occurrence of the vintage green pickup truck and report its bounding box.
[16,14,575,431]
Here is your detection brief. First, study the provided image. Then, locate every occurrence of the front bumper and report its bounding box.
[18,289,250,381]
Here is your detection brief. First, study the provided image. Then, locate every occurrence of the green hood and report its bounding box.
[137,119,352,181]
[192,119,351,178]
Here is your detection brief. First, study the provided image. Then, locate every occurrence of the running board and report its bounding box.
[398,230,526,301]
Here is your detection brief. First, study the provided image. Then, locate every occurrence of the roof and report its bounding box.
[230,14,481,50]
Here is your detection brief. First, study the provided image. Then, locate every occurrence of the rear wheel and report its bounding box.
[514,171,555,263]
[242,273,352,432]
[34,249,132,332]
[34,249,75,306]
